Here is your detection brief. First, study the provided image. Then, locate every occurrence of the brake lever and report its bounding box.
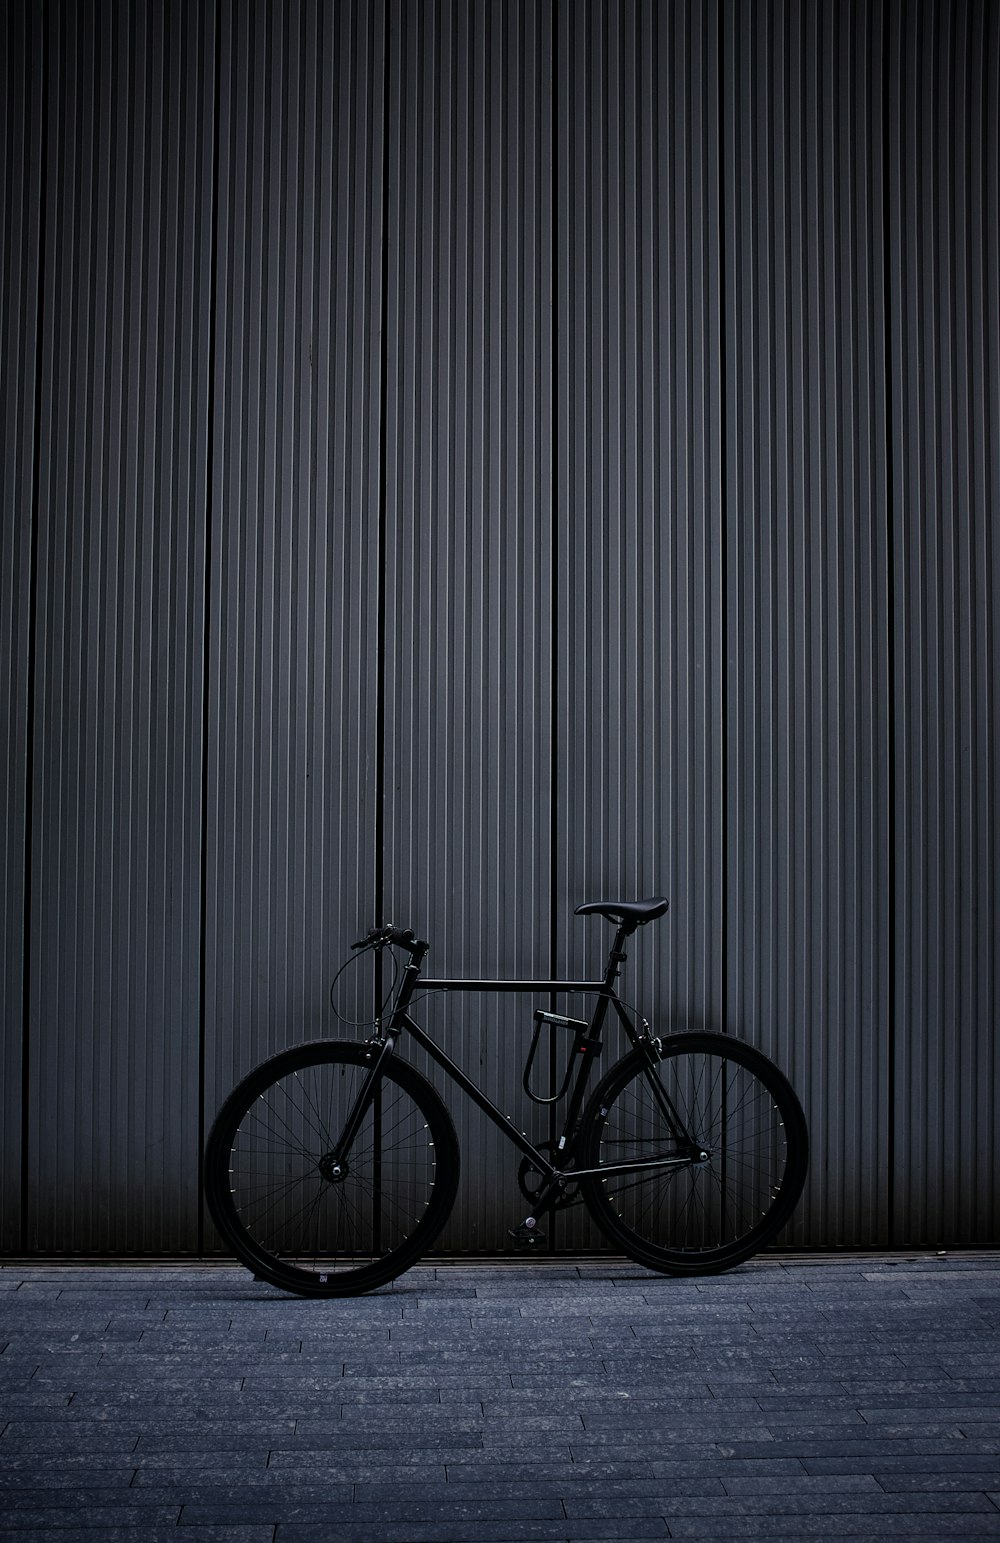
[349,924,422,953]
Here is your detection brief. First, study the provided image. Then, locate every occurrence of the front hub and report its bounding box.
[318,1153,348,1183]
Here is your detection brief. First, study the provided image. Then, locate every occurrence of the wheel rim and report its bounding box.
[218,1054,442,1282]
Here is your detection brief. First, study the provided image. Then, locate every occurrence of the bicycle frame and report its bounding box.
[336,925,698,1225]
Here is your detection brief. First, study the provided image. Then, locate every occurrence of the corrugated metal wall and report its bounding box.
[2,0,997,1255]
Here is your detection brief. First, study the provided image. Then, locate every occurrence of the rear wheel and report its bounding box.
[204,1042,459,1296]
[579,1033,808,1274]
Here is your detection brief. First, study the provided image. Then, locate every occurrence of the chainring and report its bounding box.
[516,1143,580,1209]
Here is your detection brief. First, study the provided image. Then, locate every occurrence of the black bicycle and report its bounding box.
[204,898,808,1296]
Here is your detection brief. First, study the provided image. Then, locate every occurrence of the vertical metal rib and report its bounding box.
[1,2,45,1251]
[203,0,384,1130]
[887,0,1000,1245]
[22,3,214,1250]
[379,0,554,1247]
[554,0,724,1249]
[723,0,891,1245]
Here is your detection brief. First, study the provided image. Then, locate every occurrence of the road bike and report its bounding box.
[204,898,808,1296]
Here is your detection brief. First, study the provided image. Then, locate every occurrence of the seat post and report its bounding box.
[602,920,635,989]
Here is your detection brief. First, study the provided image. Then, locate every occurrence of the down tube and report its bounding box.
[399,1015,557,1172]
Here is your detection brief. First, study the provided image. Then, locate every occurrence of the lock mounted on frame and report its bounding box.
[522,1009,602,1105]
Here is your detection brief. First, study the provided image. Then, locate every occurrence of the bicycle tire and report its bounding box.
[204,1041,460,1296]
[578,1032,808,1274]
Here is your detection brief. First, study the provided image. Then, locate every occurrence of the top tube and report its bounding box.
[419,977,609,993]
[360,917,638,1019]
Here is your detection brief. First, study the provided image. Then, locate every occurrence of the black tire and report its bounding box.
[204,1041,459,1296]
[578,1033,808,1274]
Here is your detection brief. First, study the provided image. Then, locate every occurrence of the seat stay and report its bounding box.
[608,999,698,1147]
[635,1053,700,1147]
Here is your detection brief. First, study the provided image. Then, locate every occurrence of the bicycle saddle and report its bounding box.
[574,896,669,925]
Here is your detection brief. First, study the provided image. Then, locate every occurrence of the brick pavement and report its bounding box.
[0,1254,998,1541]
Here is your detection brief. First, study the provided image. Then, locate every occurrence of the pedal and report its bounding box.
[508,1222,547,1247]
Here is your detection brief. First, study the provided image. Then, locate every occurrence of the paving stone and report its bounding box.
[276,1456,450,1482]
[0,1508,182,1529]
[443,1461,647,1481]
[134,1424,297,1446]
[127,1467,292,1490]
[659,1491,997,1515]
[0,1489,177,1515]
[0,1534,276,1543]
[877,1473,1000,1491]
[178,1502,355,1525]
[339,1497,569,1521]
[719,1435,996,1459]
[645,1458,808,1478]
[276,1525,670,1542]
[0,1430,141,1453]
[719,1475,883,1495]
[666,1522,1000,1539]
[363,1478,708,1502]
[0,1467,135,1491]
[130,1450,270,1470]
[288,1425,485,1450]
[563,1496,701,1517]
[804,1452,1000,1474]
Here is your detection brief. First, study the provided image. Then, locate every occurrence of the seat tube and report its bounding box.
[557,922,635,1143]
[573,921,633,1049]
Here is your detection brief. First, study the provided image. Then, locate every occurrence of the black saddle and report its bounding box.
[574,896,669,926]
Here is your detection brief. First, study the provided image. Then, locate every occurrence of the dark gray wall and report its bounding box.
[2,0,997,1255]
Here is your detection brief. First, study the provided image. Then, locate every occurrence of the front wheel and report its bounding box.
[204,1042,460,1296]
[578,1033,808,1274]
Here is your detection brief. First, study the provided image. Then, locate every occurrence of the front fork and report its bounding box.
[327,944,427,1169]
[325,1028,398,1169]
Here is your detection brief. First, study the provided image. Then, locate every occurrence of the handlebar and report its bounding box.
[350,924,427,955]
